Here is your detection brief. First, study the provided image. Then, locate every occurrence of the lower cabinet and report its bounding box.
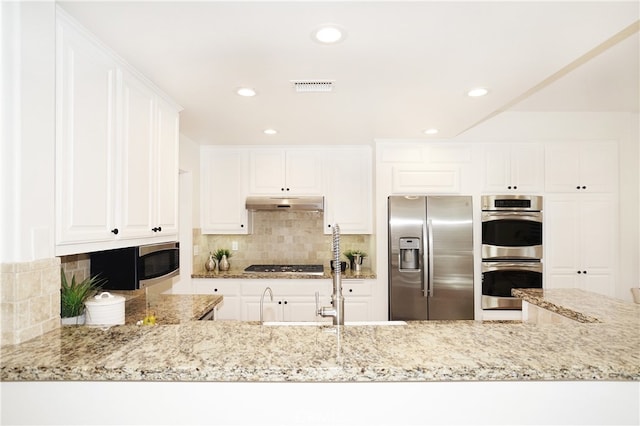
[192,279,241,321]
[192,278,375,322]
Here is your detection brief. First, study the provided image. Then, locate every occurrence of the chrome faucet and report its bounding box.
[316,224,344,326]
[260,287,273,324]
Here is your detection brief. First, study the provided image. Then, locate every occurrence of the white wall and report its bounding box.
[0,1,56,263]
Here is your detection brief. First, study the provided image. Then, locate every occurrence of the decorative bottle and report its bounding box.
[205,254,217,272]
[219,254,230,271]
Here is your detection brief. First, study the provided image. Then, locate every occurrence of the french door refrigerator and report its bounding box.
[388,195,474,320]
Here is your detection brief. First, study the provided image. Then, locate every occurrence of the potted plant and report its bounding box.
[60,269,106,325]
[213,248,232,271]
[343,249,367,271]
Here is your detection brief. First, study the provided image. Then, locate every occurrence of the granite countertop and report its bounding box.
[117,291,223,324]
[2,289,638,382]
[191,265,376,280]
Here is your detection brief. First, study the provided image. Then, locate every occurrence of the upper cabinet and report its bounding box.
[200,145,372,235]
[248,149,323,195]
[323,147,373,234]
[200,147,252,234]
[55,10,181,255]
[545,142,618,193]
[483,143,544,193]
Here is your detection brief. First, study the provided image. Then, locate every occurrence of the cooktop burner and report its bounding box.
[244,264,324,275]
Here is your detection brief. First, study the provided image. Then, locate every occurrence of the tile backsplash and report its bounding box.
[194,211,373,270]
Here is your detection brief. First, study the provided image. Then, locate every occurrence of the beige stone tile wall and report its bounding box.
[1,258,61,346]
[194,211,373,271]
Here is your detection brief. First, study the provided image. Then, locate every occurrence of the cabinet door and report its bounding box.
[579,142,617,193]
[248,149,323,195]
[544,195,616,296]
[248,150,286,194]
[192,279,242,320]
[285,150,323,195]
[243,299,281,322]
[119,70,156,239]
[154,98,180,237]
[324,148,373,234]
[200,148,251,234]
[545,142,617,193]
[483,145,511,192]
[483,144,542,192]
[510,144,544,192]
[55,19,118,245]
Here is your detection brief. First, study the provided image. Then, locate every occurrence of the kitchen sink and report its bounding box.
[263,321,407,326]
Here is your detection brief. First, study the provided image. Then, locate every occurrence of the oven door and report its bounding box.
[481,211,543,260]
[481,261,543,310]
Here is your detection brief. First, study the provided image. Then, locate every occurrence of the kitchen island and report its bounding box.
[2,289,638,425]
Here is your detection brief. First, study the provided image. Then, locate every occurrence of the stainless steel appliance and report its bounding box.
[388,195,474,321]
[481,194,543,260]
[245,196,324,211]
[244,264,324,275]
[481,261,542,309]
[90,242,179,290]
[481,195,543,310]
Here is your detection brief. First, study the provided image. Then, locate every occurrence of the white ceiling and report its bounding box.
[58,1,639,145]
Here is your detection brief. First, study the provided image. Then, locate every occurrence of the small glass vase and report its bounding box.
[218,254,230,271]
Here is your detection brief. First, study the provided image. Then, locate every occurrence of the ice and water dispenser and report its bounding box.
[399,237,420,270]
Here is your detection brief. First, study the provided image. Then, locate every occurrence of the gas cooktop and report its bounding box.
[244,264,324,275]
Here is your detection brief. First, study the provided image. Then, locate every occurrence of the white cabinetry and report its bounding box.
[192,279,242,321]
[248,149,323,195]
[483,143,544,192]
[241,280,331,322]
[545,142,617,193]
[55,11,180,255]
[545,195,617,297]
[342,280,374,322]
[324,147,373,234]
[200,147,252,234]
[55,16,118,247]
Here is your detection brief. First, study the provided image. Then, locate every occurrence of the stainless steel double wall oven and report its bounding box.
[481,195,543,309]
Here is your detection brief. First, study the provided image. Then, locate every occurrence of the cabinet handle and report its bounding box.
[111,228,119,235]
[513,186,517,189]
[214,288,218,292]
[577,271,588,274]
[349,288,353,293]
[281,188,285,191]
[507,186,512,189]
[240,224,244,228]
[284,301,288,304]
[152,226,162,232]
[582,186,586,190]
[278,301,282,305]
[286,188,290,191]
[327,224,331,228]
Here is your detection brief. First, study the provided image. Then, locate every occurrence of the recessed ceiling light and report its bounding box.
[263,129,277,135]
[423,128,439,135]
[237,87,256,97]
[312,25,345,44]
[467,87,489,97]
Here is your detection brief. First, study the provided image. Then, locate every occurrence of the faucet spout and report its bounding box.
[260,287,273,324]
[316,224,345,326]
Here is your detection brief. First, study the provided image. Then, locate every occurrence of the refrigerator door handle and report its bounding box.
[426,219,434,298]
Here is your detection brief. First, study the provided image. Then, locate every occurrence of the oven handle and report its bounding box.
[482,211,542,221]
[482,262,543,272]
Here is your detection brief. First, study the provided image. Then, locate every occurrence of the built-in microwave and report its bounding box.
[90,242,179,290]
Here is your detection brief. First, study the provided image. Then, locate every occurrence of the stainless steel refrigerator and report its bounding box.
[388,195,474,320]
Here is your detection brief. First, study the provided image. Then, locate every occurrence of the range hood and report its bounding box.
[245,196,324,212]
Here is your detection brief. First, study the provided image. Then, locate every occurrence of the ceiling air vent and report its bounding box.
[291,80,335,93]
